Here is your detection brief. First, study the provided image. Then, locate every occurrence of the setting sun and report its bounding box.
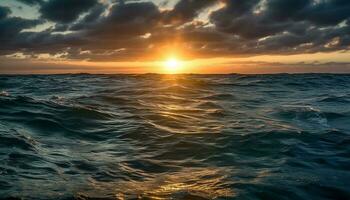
[164,58,183,73]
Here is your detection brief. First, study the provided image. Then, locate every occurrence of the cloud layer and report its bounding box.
[0,0,350,62]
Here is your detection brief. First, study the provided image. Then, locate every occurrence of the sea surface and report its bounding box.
[0,74,350,200]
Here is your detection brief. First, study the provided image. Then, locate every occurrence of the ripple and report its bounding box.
[80,167,234,200]
[0,90,10,97]
[0,128,38,151]
[273,105,330,129]
[0,74,350,199]
[318,95,350,103]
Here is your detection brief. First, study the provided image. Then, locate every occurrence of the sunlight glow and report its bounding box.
[164,58,183,73]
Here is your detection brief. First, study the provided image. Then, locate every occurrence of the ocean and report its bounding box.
[0,74,349,199]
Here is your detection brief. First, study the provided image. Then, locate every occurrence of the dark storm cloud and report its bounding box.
[0,6,11,20]
[163,0,216,24]
[0,6,43,48]
[70,1,161,35]
[99,1,161,35]
[1,0,350,61]
[40,0,98,23]
[16,0,44,6]
[1,1,163,61]
[61,1,164,61]
[0,17,41,38]
[298,0,350,26]
[59,2,106,32]
[210,0,350,38]
[204,0,350,56]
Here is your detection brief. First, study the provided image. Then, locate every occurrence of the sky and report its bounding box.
[1,0,350,74]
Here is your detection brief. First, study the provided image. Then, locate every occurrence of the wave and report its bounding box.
[0,127,38,151]
[0,90,9,96]
[0,74,350,199]
[318,95,350,103]
[273,105,329,129]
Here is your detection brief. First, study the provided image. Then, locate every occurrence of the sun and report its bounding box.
[164,58,183,73]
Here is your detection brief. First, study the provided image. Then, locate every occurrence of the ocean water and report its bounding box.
[0,74,350,200]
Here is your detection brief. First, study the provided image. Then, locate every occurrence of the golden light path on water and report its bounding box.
[140,75,225,134]
[75,75,234,199]
[81,167,235,199]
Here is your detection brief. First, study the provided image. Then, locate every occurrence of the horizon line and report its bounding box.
[1,72,350,76]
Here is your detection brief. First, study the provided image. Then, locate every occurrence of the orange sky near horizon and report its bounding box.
[2,50,350,74]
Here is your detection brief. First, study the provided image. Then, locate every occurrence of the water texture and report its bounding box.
[0,74,350,199]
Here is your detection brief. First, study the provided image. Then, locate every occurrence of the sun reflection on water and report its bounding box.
[80,167,234,200]
[135,75,226,135]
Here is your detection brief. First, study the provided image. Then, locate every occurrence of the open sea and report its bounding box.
[0,74,350,200]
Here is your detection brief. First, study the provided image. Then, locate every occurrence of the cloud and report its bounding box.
[0,6,11,20]
[0,0,350,62]
[163,0,217,24]
[40,0,98,23]
[0,6,43,53]
[210,0,350,39]
[16,0,44,6]
[206,0,350,55]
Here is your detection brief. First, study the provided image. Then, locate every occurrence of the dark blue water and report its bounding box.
[0,74,350,199]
